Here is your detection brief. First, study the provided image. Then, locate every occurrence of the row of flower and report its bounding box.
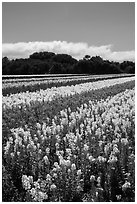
[2,74,134,96]
[2,73,88,80]
[2,75,103,96]
[3,88,135,201]
[2,80,135,142]
[3,75,90,83]
[2,77,135,201]
[3,73,133,83]
[2,76,135,109]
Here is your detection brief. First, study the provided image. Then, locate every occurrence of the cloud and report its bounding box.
[2,41,135,62]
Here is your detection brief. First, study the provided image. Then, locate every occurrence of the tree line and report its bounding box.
[2,51,135,75]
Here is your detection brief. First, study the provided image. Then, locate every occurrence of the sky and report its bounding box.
[2,2,135,62]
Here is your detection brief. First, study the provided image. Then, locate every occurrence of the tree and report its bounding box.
[2,52,135,75]
[52,54,77,64]
[125,65,135,74]
[49,63,65,74]
[83,55,91,60]
[29,52,55,60]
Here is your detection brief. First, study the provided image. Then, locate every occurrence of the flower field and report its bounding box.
[2,73,134,96]
[2,75,135,202]
[2,76,135,109]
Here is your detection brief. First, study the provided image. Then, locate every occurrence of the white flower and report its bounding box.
[59,158,66,166]
[65,160,71,167]
[122,181,131,191]
[83,144,89,151]
[43,155,49,165]
[53,173,58,179]
[88,155,96,162]
[37,191,48,202]
[22,175,31,190]
[67,169,71,174]
[36,123,41,130]
[77,169,82,176]
[97,176,101,185]
[10,152,14,158]
[28,176,33,184]
[77,185,83,192]
[34,181,40,189]
[46,174,51,179]
[37,143,40,148]
[55,142,60,149]
[113,146,119,155]
[71,163,76,171]
[98,156,106,163]
[121,138,128,145]
[90,175,95,182]
[17,151,20,156]
[66,148,72,155]
[50,183,57,191]
[108,155,118,164]
[30,188,36,196]
[46,147,50,154]
[54,162,59,167]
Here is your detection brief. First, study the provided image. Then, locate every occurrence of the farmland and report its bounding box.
[2,74,135,202]
[2,73,134,95]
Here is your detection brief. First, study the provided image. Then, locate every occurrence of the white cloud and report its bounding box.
[2,41,135,62]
